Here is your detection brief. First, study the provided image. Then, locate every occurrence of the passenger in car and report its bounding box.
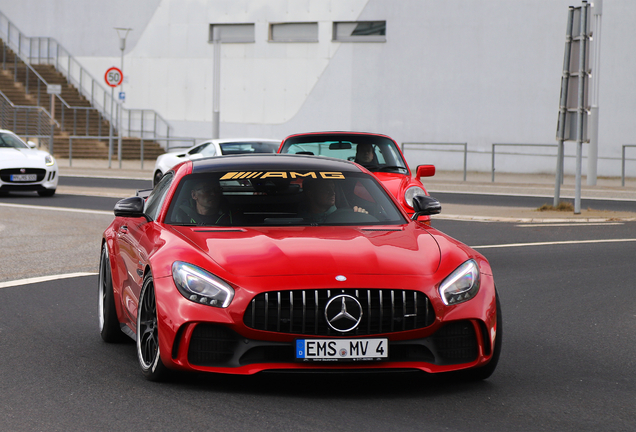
[300,178,367,223]
[176,178,234,225]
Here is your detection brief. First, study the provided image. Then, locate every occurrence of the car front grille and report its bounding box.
[0,168,46,182]
[243,289,435,336]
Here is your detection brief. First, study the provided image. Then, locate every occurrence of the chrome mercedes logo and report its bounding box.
[324,294,363,332]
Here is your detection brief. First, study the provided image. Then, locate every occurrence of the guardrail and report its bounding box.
[622,145,636,187]
[491,143,558,182]
[0,11,171,143]
[401,142,468,181]
[0,89,57,150]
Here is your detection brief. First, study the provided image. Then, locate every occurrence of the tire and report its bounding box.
[456,291,503,381]
[98,244,126,342]
[137,274,169,381]
[37,189,56,197]
[153,171,163,187]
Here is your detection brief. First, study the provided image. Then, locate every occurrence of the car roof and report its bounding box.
[191,153,364,173]
[282,131,394,141]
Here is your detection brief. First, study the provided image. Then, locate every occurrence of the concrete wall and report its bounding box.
[1,0,634,177]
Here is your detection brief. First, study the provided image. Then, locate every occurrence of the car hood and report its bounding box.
[0,148,49,167]
[169,225,442,277]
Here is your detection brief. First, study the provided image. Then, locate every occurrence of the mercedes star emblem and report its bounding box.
[324,294,363,332]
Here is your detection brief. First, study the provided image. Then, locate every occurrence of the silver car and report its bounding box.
[152,138,280,186]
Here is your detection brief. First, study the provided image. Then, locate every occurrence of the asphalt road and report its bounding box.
[1,185,635,431]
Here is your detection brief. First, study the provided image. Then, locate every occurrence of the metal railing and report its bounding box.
[401,142,468,180]
[491,143,558,182]
[0,89,57,151]
[622,145,636,187]
[0,10,171,143]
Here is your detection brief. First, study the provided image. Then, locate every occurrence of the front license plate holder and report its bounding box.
[296,338,388,362]
[10,174,37,182]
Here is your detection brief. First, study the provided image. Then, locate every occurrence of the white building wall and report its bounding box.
[1,0,634,177]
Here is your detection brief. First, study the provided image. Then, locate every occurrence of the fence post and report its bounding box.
[491,144,496,182]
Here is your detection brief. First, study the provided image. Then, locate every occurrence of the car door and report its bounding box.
[117,173,174,326]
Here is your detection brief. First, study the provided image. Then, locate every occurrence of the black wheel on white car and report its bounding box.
[98,244,126,342]
[37,189,56,197]
[137,274,169,381]
[153,171,163,187]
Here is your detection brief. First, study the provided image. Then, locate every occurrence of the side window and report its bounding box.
[144,172,174,220]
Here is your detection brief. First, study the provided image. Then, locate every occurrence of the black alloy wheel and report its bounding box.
[98,244,125,342]
[453,290,503,382]
[137,274,169,381]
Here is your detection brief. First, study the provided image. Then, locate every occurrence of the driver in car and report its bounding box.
[301,178,367,223]
[354,143,378,167]
[177,178,234,225]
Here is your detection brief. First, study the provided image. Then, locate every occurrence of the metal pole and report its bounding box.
[108,87,113,168]
[621,145,626,187]
[212,26,221,139]
[574,2,589,215]
[587,0,602,185]
[554,7,575,207]
[118,103,122,169]
[462,143,467,181]
[491,144,496,182]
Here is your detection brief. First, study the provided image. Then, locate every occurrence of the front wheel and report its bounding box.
[37,189,56,197]
[98,244,126,342]
[457,291,502,381]
[137,274,169,381]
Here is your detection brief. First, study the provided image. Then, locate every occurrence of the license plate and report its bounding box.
[10,174,37,182]
[296,338,388,362]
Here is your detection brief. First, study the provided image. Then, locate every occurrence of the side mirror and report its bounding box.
[415,165,435,180]
[114,196,147,218]
[27,141,37,149]
[411,195,441,220]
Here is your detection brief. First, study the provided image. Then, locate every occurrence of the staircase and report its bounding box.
[0,40,165,160]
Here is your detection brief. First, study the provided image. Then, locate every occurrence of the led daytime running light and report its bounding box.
[172,262,234,308]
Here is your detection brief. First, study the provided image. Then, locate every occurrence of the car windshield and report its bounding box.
[165,170,406,227]
[219,141,279,155]
[279,135,408,174]
[0,132,29,149]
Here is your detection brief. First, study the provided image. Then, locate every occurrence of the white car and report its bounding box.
[0,129,58,197]
[152,138,280,186]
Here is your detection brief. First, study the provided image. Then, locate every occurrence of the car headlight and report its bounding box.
[438,259,480,305]
[404,186,427,209]
[45,155,55,166]
[172,262,234,308]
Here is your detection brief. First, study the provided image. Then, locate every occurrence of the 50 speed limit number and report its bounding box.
[104,67,123,88]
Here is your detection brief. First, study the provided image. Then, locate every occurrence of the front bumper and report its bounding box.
[0,166,58,192]
[152,273,499,375]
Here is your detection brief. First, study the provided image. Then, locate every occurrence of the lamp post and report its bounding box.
[114,28,132,99]
[114,28,132,168]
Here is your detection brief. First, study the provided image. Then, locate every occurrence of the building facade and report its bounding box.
[1,0,634,177]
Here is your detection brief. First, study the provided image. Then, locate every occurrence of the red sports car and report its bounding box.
[99,153,501,381]
[278,132,436,220]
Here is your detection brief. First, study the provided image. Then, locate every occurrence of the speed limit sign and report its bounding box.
[105,67,123,87]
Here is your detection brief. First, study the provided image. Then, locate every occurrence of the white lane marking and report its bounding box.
[472,238,636,250]
[0,202,112,216]
[515,222,624,227]
[61,174,150,181]
[0,272,98,289]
